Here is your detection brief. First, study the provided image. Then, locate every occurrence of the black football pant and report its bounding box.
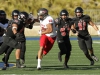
[0,36,21,55]
[78,35,93,55]
[57,40,71,58]
[0,43,10,55]
[3,41,26,65]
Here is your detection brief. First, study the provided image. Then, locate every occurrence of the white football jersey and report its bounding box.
[40,15,57,37]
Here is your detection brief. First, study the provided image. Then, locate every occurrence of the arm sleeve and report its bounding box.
[25,21,35,29]
[84,15,91,22]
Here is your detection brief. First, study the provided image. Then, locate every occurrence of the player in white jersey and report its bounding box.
[37,8,56,70]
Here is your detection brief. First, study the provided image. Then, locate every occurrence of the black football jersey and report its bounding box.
[6,19,25,38]
[55,18,73,40]
[73,15,91,36]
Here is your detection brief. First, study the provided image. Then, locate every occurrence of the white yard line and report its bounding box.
[0,74,100,75]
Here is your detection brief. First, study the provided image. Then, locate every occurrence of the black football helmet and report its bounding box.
[12,10,20,19]
[75,7,83,13]
[75,7,83,17]
[0,10,6,20]
[60,9,69,16]
[18,11,29,22]
[37,8,48,20]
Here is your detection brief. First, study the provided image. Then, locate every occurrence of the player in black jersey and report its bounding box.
[1,10,34,70]
[0,11,34,70]
[55,9,73,68]
[71,7,100,65]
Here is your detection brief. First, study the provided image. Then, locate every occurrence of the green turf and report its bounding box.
[0,40,100,75]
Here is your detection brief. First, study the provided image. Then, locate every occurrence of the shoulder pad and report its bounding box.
[67,18,73,21]
[72,18,77,22]
[68,18,74,25]
[83,15,91,20]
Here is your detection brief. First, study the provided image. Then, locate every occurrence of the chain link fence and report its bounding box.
[84,9,100,25]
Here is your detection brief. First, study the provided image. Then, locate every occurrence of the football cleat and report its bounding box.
[20,64,26,68]
[2,66,7,70]
[16,62,21,68]
[20,59,26,68]
[63,64,69,69]
[91,55,99,62]
[90,60,94,65]
[2,64,9,70]
[37,67,41,70]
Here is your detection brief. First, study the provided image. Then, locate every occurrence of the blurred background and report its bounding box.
[1,0,100,24]
[1,0,100,36]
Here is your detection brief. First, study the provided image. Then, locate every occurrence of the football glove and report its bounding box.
[38,30,42,35]
[97,30,100,35]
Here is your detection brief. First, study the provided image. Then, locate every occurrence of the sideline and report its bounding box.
[26,37,100,40]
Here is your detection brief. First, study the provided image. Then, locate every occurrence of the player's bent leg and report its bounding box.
[20,42,26,68]
[89,49,99,62]
[84,53,94,65]
[86,36,99,62]
[63,51,71,69]
[0,43,9,55]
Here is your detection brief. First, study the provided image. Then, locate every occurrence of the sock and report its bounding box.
[16,59,20,63]
[16,59,20,61]
[37,59,41,68]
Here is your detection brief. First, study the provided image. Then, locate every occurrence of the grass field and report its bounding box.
[0,37,100,75]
